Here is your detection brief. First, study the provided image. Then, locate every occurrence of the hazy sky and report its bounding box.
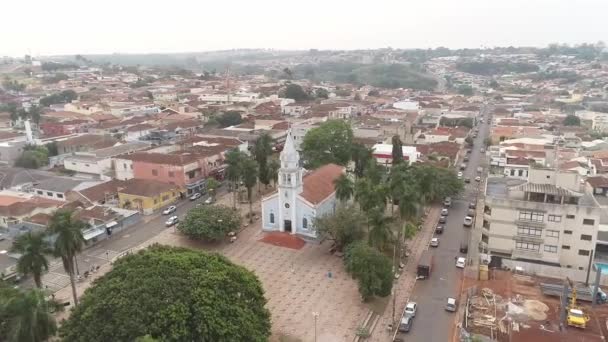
[2,0,606,56]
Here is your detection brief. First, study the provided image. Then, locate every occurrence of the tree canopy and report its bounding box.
[301,120,354,168]
[344,241,393,301]
[14,146,50,169]
[215,111,242,128]
[60,245,271,342]
[280,84,310,102]
[39,90,78,107]
[178,204,241,241]
[315,205,365,251]
[563,115,581,126]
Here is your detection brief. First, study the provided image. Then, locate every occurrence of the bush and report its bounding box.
[178,205,241,241]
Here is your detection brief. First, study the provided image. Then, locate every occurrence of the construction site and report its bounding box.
[459,269,608,342]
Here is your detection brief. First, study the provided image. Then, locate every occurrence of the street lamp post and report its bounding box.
[312,312,319,342]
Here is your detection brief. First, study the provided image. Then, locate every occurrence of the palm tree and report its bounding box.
[11,232,52,289]
[367,209,394,251]
[225,149,245,209]
[1,288,62,342]
[333,173,354,203]
[48,210,86,307]
[240,158,259,223]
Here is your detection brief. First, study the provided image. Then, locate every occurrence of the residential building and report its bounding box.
[117,179,180,215]
[484,168,602,276]
[29,177,86,201]
[63,142,151,179]
[261,132,343,239]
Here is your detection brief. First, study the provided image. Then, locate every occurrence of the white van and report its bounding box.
[445,297,457,312]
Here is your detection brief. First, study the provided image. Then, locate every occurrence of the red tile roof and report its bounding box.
[587,176,608,188]
[301,164,344,205]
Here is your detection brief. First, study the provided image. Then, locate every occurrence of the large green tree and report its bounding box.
[344,241,393,301]
[48,210,86,307]
[0,287,62,342]
[267,158,280,187]
[301,120,354,168]
[281,84,309,102]
[563,115,581,126]
[178,205,241,241]
[254,133,273,188]
[350,143,373,178]
[314,205,365,251]
[391,135,403,166]
[59,245,271,342]
[11,232,52,289]
[240,157,259,222]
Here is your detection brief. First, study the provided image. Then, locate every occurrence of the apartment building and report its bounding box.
[484,168,601,272]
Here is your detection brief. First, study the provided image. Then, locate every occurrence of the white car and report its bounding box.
[162,206,177,215]
[457,171,463,178]
[430,238,439,247]
[475,176,481,182]
[189,192,202,201]
[456,257,466,268]
[441,208,449,216]
[463,216,473,227]
[165,216,179,227]
[404,302,417,317]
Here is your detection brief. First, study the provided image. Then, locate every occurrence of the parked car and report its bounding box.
[162,206,177,215]
[456,257,466,268]
[404,302,417,317]
[441,208,449,216]
[445,297,457,312]
[469,202,476,209]
[457,171,463,178]
[460,163,467,170]
[463,216,473,227]
[398,315,414,333]
[463,156,469,162]
[439,215,447,224]
[475,176,481,182]
[464,178,471,183]
[467,209,476,217]
[443,197,452,207]
[430,238,439,247]
[435,225,444,234]
[189,192,202,201]
[165,216,179,227]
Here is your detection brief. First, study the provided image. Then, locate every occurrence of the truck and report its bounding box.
[417,250,433,279]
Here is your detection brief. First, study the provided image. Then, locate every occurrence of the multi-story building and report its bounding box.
[484,168,602,274]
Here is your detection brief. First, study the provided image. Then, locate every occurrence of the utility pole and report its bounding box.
[312,312,319,342]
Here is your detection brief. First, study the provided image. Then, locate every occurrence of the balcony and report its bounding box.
[514,234,543,244]
[515,218,545,228]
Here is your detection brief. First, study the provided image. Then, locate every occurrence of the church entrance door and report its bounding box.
[284,220,292,233]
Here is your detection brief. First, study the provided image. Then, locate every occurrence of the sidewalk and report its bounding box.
[370,205,441,342]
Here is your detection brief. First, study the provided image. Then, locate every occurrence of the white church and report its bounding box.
[261,131,344,239]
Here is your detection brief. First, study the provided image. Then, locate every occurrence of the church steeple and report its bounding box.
[280,129,299,167]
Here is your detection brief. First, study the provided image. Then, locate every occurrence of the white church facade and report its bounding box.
[261,131,343,239]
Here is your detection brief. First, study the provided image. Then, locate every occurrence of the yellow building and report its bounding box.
[117,179,180,215]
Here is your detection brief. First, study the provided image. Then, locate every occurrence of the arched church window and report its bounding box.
[302,218,308,229]
[270,212,275,224]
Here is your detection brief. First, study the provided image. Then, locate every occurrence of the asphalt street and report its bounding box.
[403,106,491,341]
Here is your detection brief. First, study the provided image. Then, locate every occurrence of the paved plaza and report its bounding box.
[52,190,437,341]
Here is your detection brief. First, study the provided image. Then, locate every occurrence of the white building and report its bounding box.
[261,131,343,239]
[371,143,419,165]
[198,92,258,104]
[484,168,602,278]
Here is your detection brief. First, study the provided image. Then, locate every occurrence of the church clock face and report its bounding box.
[285,203,290,208]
